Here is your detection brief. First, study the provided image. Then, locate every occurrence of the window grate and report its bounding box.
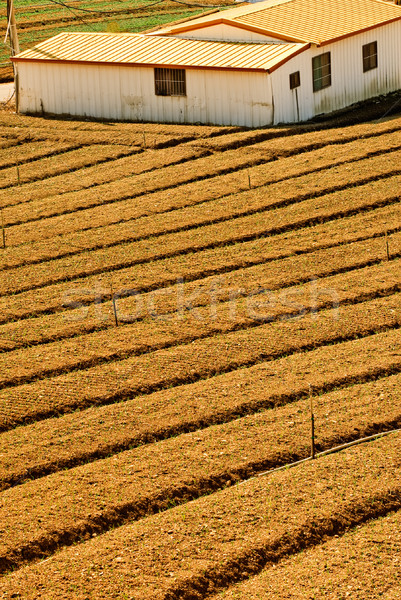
[154,68,186,96]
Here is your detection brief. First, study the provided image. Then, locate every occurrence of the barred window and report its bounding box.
[363,41,377,72]
[154,68,186,96]
[312,52,331,92]
[289,71,301,89]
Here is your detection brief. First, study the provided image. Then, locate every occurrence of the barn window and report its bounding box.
[154,68,186,96]
[312,52,331,92]
[289,71,300,89]
[362,42,378,72]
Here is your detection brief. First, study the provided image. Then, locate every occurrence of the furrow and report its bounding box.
[3,169,401,275]
[1,173,401,296]
[0,144,141,190]
[0,290,400,431]
[212,509,401,600]
[0,434,399,598]
[0,386,400,573]
[0,248,400,386]
[0,203,398,350]
[0,144,210,214]
[5,130,401,237]
[3,113,400,217]
[0,140,87,171]
[1,210,400,326]
[1,343,401,492]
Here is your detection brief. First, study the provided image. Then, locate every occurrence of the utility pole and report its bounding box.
[6,0,20,111]
[6,0,20,57]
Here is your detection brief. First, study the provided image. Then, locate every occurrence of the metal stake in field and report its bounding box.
[16,161,20,185]
[248,170,252,189]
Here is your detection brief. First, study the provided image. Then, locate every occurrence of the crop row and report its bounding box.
[0,202,397,350]
[189,113,401,152]
[5,140,401,254]
[0,433,399,598]
[0,144,208,216]
[0,139,87,171]
[0,241,400,386]
[5,128,401,232]
[1,195,399,325]
[1,321,400,490]
[4,111,399,217]
[215,509,401,599]
[2,170,401,297]
[0,109,228,137]
[0,368,400,572]
[0,144,141,189]
[0,287,400,429]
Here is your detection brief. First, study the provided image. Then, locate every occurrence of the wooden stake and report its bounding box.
[1,208,5,249]
[385,230,390,261]
[110,283,118,326]
[16,161,20,185]
[248,170,251,189]
[143,132,146,149]
[309,393,316,459]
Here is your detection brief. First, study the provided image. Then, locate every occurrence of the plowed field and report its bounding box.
[0,104,400,599]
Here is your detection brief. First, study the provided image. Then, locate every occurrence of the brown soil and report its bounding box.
[0,434,399,599]
[212,509,401,599]
[0,105,400,598]
[5,129,401,235]
[1,289,400,429]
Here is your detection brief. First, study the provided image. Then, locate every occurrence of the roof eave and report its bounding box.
[11,57,271,73]
[267,42,310,73]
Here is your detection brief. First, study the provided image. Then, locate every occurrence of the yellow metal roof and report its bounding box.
[13,32,308,72]
[156,0,401,45]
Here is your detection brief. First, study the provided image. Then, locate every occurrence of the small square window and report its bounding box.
[155,68,186,96]
[363,41,377,72]
[289,71,300,89]
[312,52,331,92]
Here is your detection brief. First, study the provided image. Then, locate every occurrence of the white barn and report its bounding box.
[12,0,401,126]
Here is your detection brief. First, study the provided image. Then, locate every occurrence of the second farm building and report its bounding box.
[12,0,401,126]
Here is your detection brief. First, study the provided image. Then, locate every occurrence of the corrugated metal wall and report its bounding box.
[16,62,273,126]
[271,21,401,123]
[16,20,401,125]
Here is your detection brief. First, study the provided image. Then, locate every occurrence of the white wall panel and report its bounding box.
[15,19,401,126]
[16,62,274,126]
[271,20,401,124]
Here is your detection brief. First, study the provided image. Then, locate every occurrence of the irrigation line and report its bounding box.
[239,428,401,486]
